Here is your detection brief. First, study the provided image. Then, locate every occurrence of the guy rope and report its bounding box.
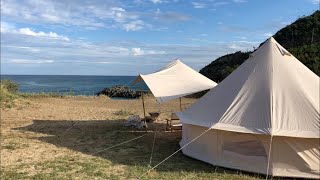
[138,127,212,179]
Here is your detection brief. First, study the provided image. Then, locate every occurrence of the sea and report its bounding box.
[1,75,148,96]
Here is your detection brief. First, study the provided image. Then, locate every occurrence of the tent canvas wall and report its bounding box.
[177,37,320,179]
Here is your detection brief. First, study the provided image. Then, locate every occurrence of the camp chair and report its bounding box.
[149,112,160,122]
[139,112,159,131]
[166,113,182,131]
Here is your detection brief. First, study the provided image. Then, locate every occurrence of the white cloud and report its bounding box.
[312,0,320,4]
[228,41,258,51]
[154,27,169,31]
[147,50,166,55]
[123,20,145,31]
[229,44,240,50]
[110,7,125,12]
[132,48,144,56]
[18,28,70,41]
[153,11,190,22]
[1,20,260,75]
[2,45,40,52]
[10,59,55,64]
[263,32,273,37]
[0,0,192,32]
[238,36,247,40]
[0,0,144,31]
[0,21,15,32]
[212,1,229,6]
[1,23,70,41]
[132,47,166,56]
[150,0,164,4]
[192,2,206,8]
[233,0,247,3]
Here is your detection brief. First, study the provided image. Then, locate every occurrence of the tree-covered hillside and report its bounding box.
[200,10,320,83]
[274,11,320,48]
[200,51,250,82]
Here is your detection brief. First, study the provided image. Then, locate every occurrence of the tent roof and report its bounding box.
[177,37,320,138]
[135,60,217,103]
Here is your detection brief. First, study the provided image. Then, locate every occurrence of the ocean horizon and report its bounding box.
[1,75,147,96]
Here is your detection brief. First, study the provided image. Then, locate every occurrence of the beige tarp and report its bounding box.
[134,60,217,103]
[177,37,320,178]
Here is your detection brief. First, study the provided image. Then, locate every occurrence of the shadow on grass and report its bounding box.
[14,119,265,179]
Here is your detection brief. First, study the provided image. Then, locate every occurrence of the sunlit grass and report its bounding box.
[1,119,266,180]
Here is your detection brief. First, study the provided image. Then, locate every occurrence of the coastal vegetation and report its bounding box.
[200,10,320,82]
[0,79,79,109]
[0,80,20,108]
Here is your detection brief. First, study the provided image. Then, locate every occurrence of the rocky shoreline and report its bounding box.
[96,85,144,98]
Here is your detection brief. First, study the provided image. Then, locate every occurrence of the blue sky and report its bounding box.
[1,0,319,75]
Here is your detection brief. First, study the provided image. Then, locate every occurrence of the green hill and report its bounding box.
[199,51,250,82]
[200,10,320,83]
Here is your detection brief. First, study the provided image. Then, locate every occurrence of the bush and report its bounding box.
[0,80,19,93]
[0,80,20,108]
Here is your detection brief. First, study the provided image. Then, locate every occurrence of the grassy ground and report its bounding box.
[1,121,264,179]
[0,95,268,180]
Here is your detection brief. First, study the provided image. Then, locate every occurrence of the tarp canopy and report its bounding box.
[177,37,320,138]
[134,60,217,103]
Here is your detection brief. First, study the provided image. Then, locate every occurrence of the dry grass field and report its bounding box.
[0,95,266,179]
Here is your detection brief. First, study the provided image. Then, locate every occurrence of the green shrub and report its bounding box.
[68,89,75,96]
[0,80,20,108]
[0,80,19,93]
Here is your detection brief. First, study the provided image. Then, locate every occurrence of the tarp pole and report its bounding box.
[140,82,147,131]
[141,83,146,118]
[179,97,182,111]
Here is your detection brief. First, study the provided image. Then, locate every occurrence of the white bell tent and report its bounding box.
[176,37,320,179]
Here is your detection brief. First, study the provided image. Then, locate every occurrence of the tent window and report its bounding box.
[223,140,267,157]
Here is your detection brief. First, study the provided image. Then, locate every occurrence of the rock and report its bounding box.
[96,85,142,98]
